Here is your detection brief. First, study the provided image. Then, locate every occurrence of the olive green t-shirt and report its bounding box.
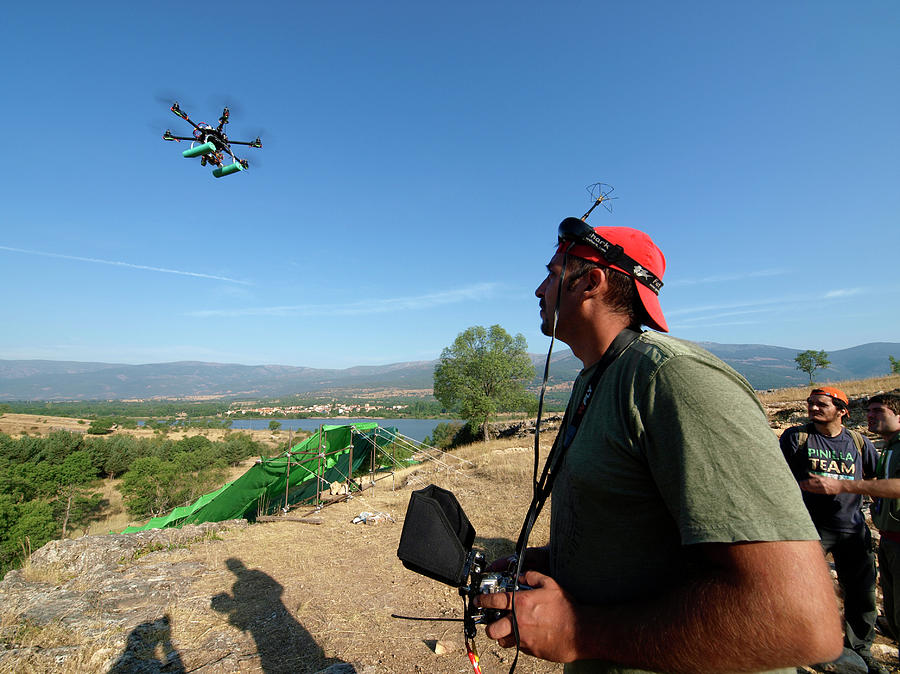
[873,432,900,533]
[549,333,818,674]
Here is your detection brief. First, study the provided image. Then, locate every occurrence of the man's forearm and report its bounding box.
[803,476,900,498]
[843,478,900,498]
[540,541,840,672]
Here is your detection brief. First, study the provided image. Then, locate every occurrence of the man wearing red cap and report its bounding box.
[780,387,886,673]
[477,222,841,673]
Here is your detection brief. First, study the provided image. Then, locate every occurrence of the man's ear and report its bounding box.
[581,267,607,297]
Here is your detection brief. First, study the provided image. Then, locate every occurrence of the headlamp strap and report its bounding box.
[559,218,664,295]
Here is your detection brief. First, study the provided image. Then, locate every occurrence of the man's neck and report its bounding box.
[884,429,900,445]
[812,420,844,438]
[571,317,633,370]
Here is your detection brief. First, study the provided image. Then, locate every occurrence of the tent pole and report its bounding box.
[316,424,324,509]
[283,428,294,512]
[347,428,354,499]
[370,429,376,494]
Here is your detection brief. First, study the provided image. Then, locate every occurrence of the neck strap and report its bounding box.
[515,327,641,553]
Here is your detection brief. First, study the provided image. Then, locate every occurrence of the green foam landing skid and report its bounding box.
[213,162,244,178]
[183,142,217,158]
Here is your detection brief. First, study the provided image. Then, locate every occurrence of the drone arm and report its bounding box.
[170,103,203,131]
[215,107,230,133]
[228,138,263,148]
[163,133,195,142]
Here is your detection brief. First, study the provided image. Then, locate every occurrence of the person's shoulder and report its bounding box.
[779,424,809,443]
[782,424,809,436]
[621,332,763,408]
[634,332,729,361]
[628,332,743,377]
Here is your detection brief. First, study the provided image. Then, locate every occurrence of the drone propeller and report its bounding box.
[216,107,230,133]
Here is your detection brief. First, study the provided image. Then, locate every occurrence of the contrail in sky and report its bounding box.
[190,282,500,317]
[0,245,250,285]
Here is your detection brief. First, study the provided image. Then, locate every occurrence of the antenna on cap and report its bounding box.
[581,183,617,221]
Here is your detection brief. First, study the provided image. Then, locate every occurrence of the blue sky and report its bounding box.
[2,2,898,369]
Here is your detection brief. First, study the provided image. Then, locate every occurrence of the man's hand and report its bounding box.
[799,476,846,494]
[475,570,582,663]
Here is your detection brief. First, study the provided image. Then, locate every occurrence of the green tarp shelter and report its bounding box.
[122,422,399,534]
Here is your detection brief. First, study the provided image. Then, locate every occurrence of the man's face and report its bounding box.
[807,394,846,425]
[535,252,569,337]
[867,403,900,437]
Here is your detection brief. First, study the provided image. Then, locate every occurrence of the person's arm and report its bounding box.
[800,475,900,498]
[476,539,842,672]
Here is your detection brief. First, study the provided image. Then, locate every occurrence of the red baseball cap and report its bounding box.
[810,387,849,407]
[557,224,669,333]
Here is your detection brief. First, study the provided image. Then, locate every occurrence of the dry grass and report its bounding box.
[0,614,122,674]
[758,374,900,404]
[0,412,287,449]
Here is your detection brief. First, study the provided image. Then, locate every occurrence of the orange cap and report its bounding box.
[810,386,849,406]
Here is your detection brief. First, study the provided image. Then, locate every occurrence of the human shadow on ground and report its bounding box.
[108,614,185,673]
[212,557,351,674]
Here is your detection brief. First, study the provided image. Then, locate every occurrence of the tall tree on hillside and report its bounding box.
[55,450,100,537]
[433,325,535,441]
[890,356,900,375]
[795,349,831,384]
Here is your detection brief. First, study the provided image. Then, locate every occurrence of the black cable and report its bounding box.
[390,614,463,623]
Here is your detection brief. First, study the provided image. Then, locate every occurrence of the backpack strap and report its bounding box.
[846,428,865,454]
[795,422,814,453]
[797,422,865,454]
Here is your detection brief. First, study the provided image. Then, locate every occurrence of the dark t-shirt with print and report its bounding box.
[780,424,879,532]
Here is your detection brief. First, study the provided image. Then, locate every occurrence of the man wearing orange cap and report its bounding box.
[802,393,900,668]
[780,387,886,673]
[476,219,841,673]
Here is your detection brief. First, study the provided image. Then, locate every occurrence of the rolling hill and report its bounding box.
[1,341,898,400]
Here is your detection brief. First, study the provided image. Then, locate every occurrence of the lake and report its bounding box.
[228,418,455,442]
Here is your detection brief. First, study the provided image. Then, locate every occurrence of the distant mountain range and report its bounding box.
[1,341,898,401]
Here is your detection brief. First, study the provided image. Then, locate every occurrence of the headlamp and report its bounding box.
[557,217,664,295]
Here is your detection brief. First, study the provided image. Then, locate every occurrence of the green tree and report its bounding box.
[55,450,99,537]
[120,456,180,517]
[795,349,831,384]
[428,421,466,449]
[268,420,282,432]
[0,497,58,576]
[88,418,116,435]
[433,325,535,441]
[221,433,262,466]
[90,434,137,478]
[890,356,900,374]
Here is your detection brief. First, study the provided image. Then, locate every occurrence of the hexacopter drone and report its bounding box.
[162,102,262,178]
